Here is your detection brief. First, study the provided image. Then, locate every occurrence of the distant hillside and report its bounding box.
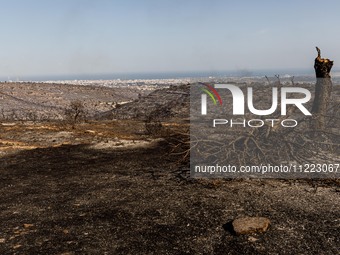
[96,84,190,121]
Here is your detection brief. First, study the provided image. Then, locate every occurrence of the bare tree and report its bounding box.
[65,100,87,128]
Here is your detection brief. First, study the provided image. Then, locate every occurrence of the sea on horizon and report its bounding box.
[2,69,340,84]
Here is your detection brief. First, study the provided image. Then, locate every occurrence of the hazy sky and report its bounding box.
[0,0,339,78]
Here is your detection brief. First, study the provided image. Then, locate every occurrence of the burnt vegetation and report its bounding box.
[64,100,88,128]
[190,48,339,171]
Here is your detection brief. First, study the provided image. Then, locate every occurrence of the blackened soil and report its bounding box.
[0,141,339,255]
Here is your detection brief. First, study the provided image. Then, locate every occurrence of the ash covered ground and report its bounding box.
[0,81,339,255]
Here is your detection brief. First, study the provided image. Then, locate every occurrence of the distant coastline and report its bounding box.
[0,69,317,82]
[2,68,340,84]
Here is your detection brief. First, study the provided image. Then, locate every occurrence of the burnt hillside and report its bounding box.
[96,84,190,121]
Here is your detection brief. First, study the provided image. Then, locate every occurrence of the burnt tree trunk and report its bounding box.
[312,47,333,130]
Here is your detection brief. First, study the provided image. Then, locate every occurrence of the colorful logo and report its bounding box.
[200,83,223,115]
[200,83,223,106]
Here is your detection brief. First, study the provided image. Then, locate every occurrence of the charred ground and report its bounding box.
[0,82,339,255]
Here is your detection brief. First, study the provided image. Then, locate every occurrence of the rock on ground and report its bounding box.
[232,217,271,235]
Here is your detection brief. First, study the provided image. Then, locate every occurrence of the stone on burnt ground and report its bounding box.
[232,217,270,235]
